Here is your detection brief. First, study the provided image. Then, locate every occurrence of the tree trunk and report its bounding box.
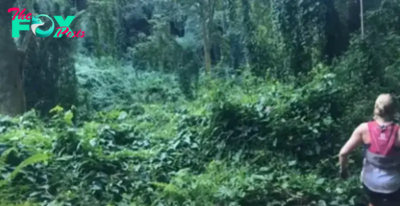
[0,0,27,116]
[200,2,212,74]
[241,0,252,67]
[202,21,212,74]
[227,0,241,71]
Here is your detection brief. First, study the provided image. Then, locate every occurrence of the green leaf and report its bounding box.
[118,111,128,120]
[64,110,74,125]
[0,153,50,186]
[49,105,64,113]
[316,178,325,185]
[317,200,327,206]
[335,187,343,194]
[288,160,297,166]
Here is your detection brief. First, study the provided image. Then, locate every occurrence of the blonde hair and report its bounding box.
[373,93,397,121]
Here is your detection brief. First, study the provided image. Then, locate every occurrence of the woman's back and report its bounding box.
[360,120,400,148]
[360,120,400,193]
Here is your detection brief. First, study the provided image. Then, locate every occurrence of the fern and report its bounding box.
[0,153,50,187]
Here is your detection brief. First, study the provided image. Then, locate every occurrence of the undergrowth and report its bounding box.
[0,62,371,206]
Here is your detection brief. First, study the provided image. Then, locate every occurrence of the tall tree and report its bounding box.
[0,0,28,116]
[240,0,252,67]
[22,0,85,115]
[226,0,242,72]
[198,0,215,73]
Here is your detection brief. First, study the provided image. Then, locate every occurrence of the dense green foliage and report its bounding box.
[4,0,400,205]
[0,71,365,205]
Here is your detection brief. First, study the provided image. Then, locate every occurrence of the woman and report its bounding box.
[339,94,400,206]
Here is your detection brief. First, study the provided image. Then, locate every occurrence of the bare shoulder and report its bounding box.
[356,122,369,133]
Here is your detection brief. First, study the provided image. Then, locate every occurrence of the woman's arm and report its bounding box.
[339,123,365,170]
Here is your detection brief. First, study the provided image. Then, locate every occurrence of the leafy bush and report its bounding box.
[75,55,184,118]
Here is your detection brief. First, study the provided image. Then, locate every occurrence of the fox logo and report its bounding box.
[30,15,44,35]
[30,15,54,38]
